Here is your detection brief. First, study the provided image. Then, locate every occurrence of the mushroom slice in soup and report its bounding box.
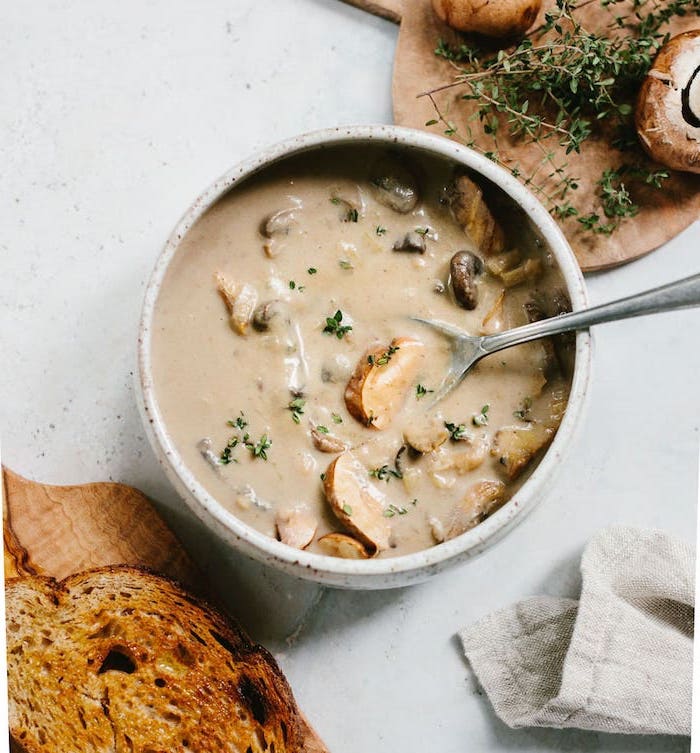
[216,273,258,335]
[317,532,371,559]
[481,289,507,334]
[276,506,318,550]
[491,423,554,480]
[498,257,543,289]
[323,452,392,554]
[330,184,365,222]
[345,337,425,430]
[310,423,347,454]
[447,173,505,255]
[370,157,420,214]
[445,480,506,540]
[403,416,449,454]
[429,433,489,475]
[393,231,427,254]
[261,204,301,257]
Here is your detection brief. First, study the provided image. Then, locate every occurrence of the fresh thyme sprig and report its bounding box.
[426,0,698,236]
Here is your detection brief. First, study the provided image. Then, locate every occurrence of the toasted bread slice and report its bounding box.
[6,566,303,753]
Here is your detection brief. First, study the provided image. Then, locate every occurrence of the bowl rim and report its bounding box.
[137,124,591,587]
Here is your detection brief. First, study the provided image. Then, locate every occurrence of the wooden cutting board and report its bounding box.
[2,466,329,753]
[342,0,700,272]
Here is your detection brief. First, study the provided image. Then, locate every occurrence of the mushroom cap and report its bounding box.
[635,30,700,174]
[432,0,542,38]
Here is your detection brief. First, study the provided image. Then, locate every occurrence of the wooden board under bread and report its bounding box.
[2,467,329,753]
[341,0,700,272]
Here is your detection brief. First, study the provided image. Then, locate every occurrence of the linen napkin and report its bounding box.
[460,526,694,735]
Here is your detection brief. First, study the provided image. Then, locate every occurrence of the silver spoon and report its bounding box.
[413,272,700,405]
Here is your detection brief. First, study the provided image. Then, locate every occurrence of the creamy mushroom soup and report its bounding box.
[151,146,574,559]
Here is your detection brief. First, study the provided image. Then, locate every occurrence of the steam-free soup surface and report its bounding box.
[152,147,573,558]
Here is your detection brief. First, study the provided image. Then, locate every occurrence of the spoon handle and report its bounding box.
[482,272,700,355]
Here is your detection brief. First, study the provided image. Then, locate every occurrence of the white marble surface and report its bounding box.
[1,1,697,751]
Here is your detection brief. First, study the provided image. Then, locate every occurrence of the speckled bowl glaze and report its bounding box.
[137,125,592,589]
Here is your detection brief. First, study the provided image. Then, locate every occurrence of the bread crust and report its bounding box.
[6,565,304,753]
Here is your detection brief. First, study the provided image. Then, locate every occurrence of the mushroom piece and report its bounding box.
[370,157,420,214]
[393,231,427,254]
[481,289,507,334]
[330,185,365,222]
[196,438,221,471]
[447,174,505,255]
[323,452,392,555]
[216,273,258,335]
[403,416,449,454]
[432,0,542,38]
[310,424,347,454]
[261,207,300,258]
[449,250,484,310]
[429,433,489,475]
[252,300,286,333]
[317,532,370,559]
[344,337,425,430]
[275,507,318,550]
[491,423,554,480]
[636,30,700,174]
[261,207,298,239]
[445,480,507,540]
[496,257,543,289]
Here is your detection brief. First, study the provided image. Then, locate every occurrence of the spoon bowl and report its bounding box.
[414,272,700,405]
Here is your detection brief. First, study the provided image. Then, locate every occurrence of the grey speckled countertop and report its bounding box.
[1,2,697,751]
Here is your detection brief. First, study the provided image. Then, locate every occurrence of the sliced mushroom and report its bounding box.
[481,289,507,334]
[310,424,347,454]
[344,337,425,430]
[549,289,575,378]
[496,257,543,288]
[403,416,449,454]
[491,423,554,480]
[234,484,271,512]
[445,480,507,540]
[317,532,370,559]
[449,250,484,310]
[429,516,446,544]
[216,274,258,335]
[636,30,700,174]
[261,207,299,257]
[370,156,420,213]
[261,207,298,239]
[276,507,318,550]
[323,452,392,554]
[447,174,505,255]
[523,296,559,378]
[485,249,522,277]
[196,437,221,471]
[393,231,426,254]
[252,300,286,333]
[430,433,489,475]
[330,185,365,222]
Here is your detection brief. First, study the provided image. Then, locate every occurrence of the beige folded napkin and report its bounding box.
[460,526,694,736]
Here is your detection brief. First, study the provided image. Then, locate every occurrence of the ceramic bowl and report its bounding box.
[137,125,591,589]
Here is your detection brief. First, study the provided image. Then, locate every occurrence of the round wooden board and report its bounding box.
[342,0,700,272]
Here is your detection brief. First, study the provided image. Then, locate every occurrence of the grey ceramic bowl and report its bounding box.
[137,125,591,589]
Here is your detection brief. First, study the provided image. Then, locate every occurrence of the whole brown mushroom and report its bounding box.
[635,30,700,174]
[432,0,542,38]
